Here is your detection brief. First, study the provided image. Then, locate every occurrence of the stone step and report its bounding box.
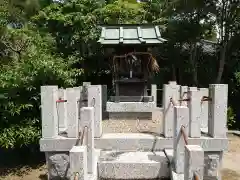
[98,151,170,179]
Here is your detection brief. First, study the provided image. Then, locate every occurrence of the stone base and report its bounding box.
[40,134,228,152]
[109,112,152,120]
[45,149,100,180]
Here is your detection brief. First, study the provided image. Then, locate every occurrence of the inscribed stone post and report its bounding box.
[180,86,188,106]
[80,107,94,174]
[184,145,204,180]
[188,87,201,137]
[88,85,102,138]
[70,146,87,180]
[66,88,79,138]
[208,84,228,138]
[173,106,189,173]
[41,86,59,138]
[151,84,157,106]
[58,89,67,132]
[102,85,108,119]
[163,84,180,137]
[198,88,209,129]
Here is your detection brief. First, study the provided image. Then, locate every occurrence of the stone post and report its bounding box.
[173,106,189,173]
[180,86,188,106]
[163,83,180,137]
[208,84,228,138]
[41,86,59,138]
[184,145,204,180]
[102,85,108,119]
[198,88,209,129]
[58,89,67,132]
[80,107,94,174]
[88,85,102,138]
[66,88,79,138]
[188,87,201,138]
[151,84,157,106]
[70,146,87,180]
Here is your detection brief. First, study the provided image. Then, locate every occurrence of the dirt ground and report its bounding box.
[0,134,239,180]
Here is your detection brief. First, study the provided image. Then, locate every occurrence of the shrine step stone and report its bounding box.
[98,151,170,179]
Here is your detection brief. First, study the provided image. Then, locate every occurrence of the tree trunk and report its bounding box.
[215,42,227,83]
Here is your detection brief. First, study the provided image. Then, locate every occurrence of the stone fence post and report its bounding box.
[173,106,189,173]
[163,82,180,137]
[58,89,67,132]
[80,107,94,174]
[88,85,102,138]
[188,87,201,138]
[184,145,204,180]
[151,84,157,106]
[41,86,59,138]
[198,88,209,129]
[66,88,80,138]
[70,146,87,180]
[208,84,228,138]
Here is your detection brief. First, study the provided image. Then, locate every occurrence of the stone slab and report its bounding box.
[106,102,156,112]
[98,151,169,179]
[40,133,228,152]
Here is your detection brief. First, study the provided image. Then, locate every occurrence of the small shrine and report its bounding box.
[98,24,166,102]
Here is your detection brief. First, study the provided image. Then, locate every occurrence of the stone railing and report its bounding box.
[40,83,106,139]
[162,81,228,138]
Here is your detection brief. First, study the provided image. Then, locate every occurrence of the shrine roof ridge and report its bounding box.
[98,24,167,45]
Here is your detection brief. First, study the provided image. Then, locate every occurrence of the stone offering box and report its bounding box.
[40,81,228,180]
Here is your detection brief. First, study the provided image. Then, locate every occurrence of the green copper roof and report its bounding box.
[98,24,167,45]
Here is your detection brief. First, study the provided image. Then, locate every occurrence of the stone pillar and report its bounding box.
[173,106,189,173]
[198,88,209,129]
[74,87,82,131]
[88,85,102,138]
[58,89,67,131]
[208,84,228,138]
[188,87,201,138]
[70,146,87,180]
[163,83,180,137]
[102,85,108,119]
[66,88,79,138]
[80,107,94,174]
[151,84,157,106]
[41,86,58,138]
[184,145,204,180]
[180,86,188,107]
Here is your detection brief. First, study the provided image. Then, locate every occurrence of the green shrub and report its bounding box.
[227,106,236,129]
[0,27,81,149]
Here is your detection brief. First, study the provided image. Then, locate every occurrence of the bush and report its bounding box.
[227,106,236,129]
[0,27,81,149]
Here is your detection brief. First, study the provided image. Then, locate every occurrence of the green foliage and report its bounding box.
[227,107,236,129]
[0,26,80,149]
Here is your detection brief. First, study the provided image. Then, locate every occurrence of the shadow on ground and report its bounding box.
[0,144,46,178]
